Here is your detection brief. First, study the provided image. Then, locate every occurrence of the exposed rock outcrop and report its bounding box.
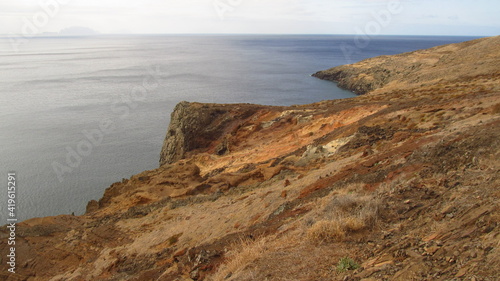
[159,101,271,166]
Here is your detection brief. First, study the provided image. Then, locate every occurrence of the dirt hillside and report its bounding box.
[1,36,499,281]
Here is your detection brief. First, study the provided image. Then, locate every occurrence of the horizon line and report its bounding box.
[0,33,493,38]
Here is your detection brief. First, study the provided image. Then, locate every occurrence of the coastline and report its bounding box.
[1,36,499,280]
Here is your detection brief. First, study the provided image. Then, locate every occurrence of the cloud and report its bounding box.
[0,0,498,35]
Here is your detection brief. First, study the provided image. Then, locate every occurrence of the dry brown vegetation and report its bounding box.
[307,194,379,243]
[1,36,499,281]
[209,236,273,281]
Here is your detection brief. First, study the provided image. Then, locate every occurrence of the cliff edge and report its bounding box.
[159,102,272,166]
[1,36,499,281]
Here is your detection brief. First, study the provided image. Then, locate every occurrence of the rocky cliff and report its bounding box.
[159,102,273,166]
[1,36,499,281]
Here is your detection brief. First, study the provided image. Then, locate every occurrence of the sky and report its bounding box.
[1,0,499,36]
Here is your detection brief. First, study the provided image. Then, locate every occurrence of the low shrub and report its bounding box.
[336,257,359,272]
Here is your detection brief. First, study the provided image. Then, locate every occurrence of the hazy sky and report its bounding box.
[1,0,499,36]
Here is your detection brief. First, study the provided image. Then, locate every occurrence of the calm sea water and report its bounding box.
[0,35,479,222]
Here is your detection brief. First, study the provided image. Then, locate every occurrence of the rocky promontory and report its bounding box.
[313,36,500,94]
[159,102,275,166]
[1,36,499,281]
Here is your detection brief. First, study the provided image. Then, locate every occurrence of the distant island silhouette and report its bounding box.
[59,26,99,36]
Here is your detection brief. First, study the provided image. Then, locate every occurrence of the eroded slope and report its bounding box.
[1,36,499,281]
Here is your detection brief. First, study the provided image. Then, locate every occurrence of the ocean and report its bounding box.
[0,35,480,222]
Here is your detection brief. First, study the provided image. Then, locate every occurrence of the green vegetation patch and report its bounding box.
[336,257,360,273]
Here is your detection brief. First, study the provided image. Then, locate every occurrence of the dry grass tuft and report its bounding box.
[210,236,271,281]
[343,216,367,232]
[307,194,379,243]
[307,220,345,243]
